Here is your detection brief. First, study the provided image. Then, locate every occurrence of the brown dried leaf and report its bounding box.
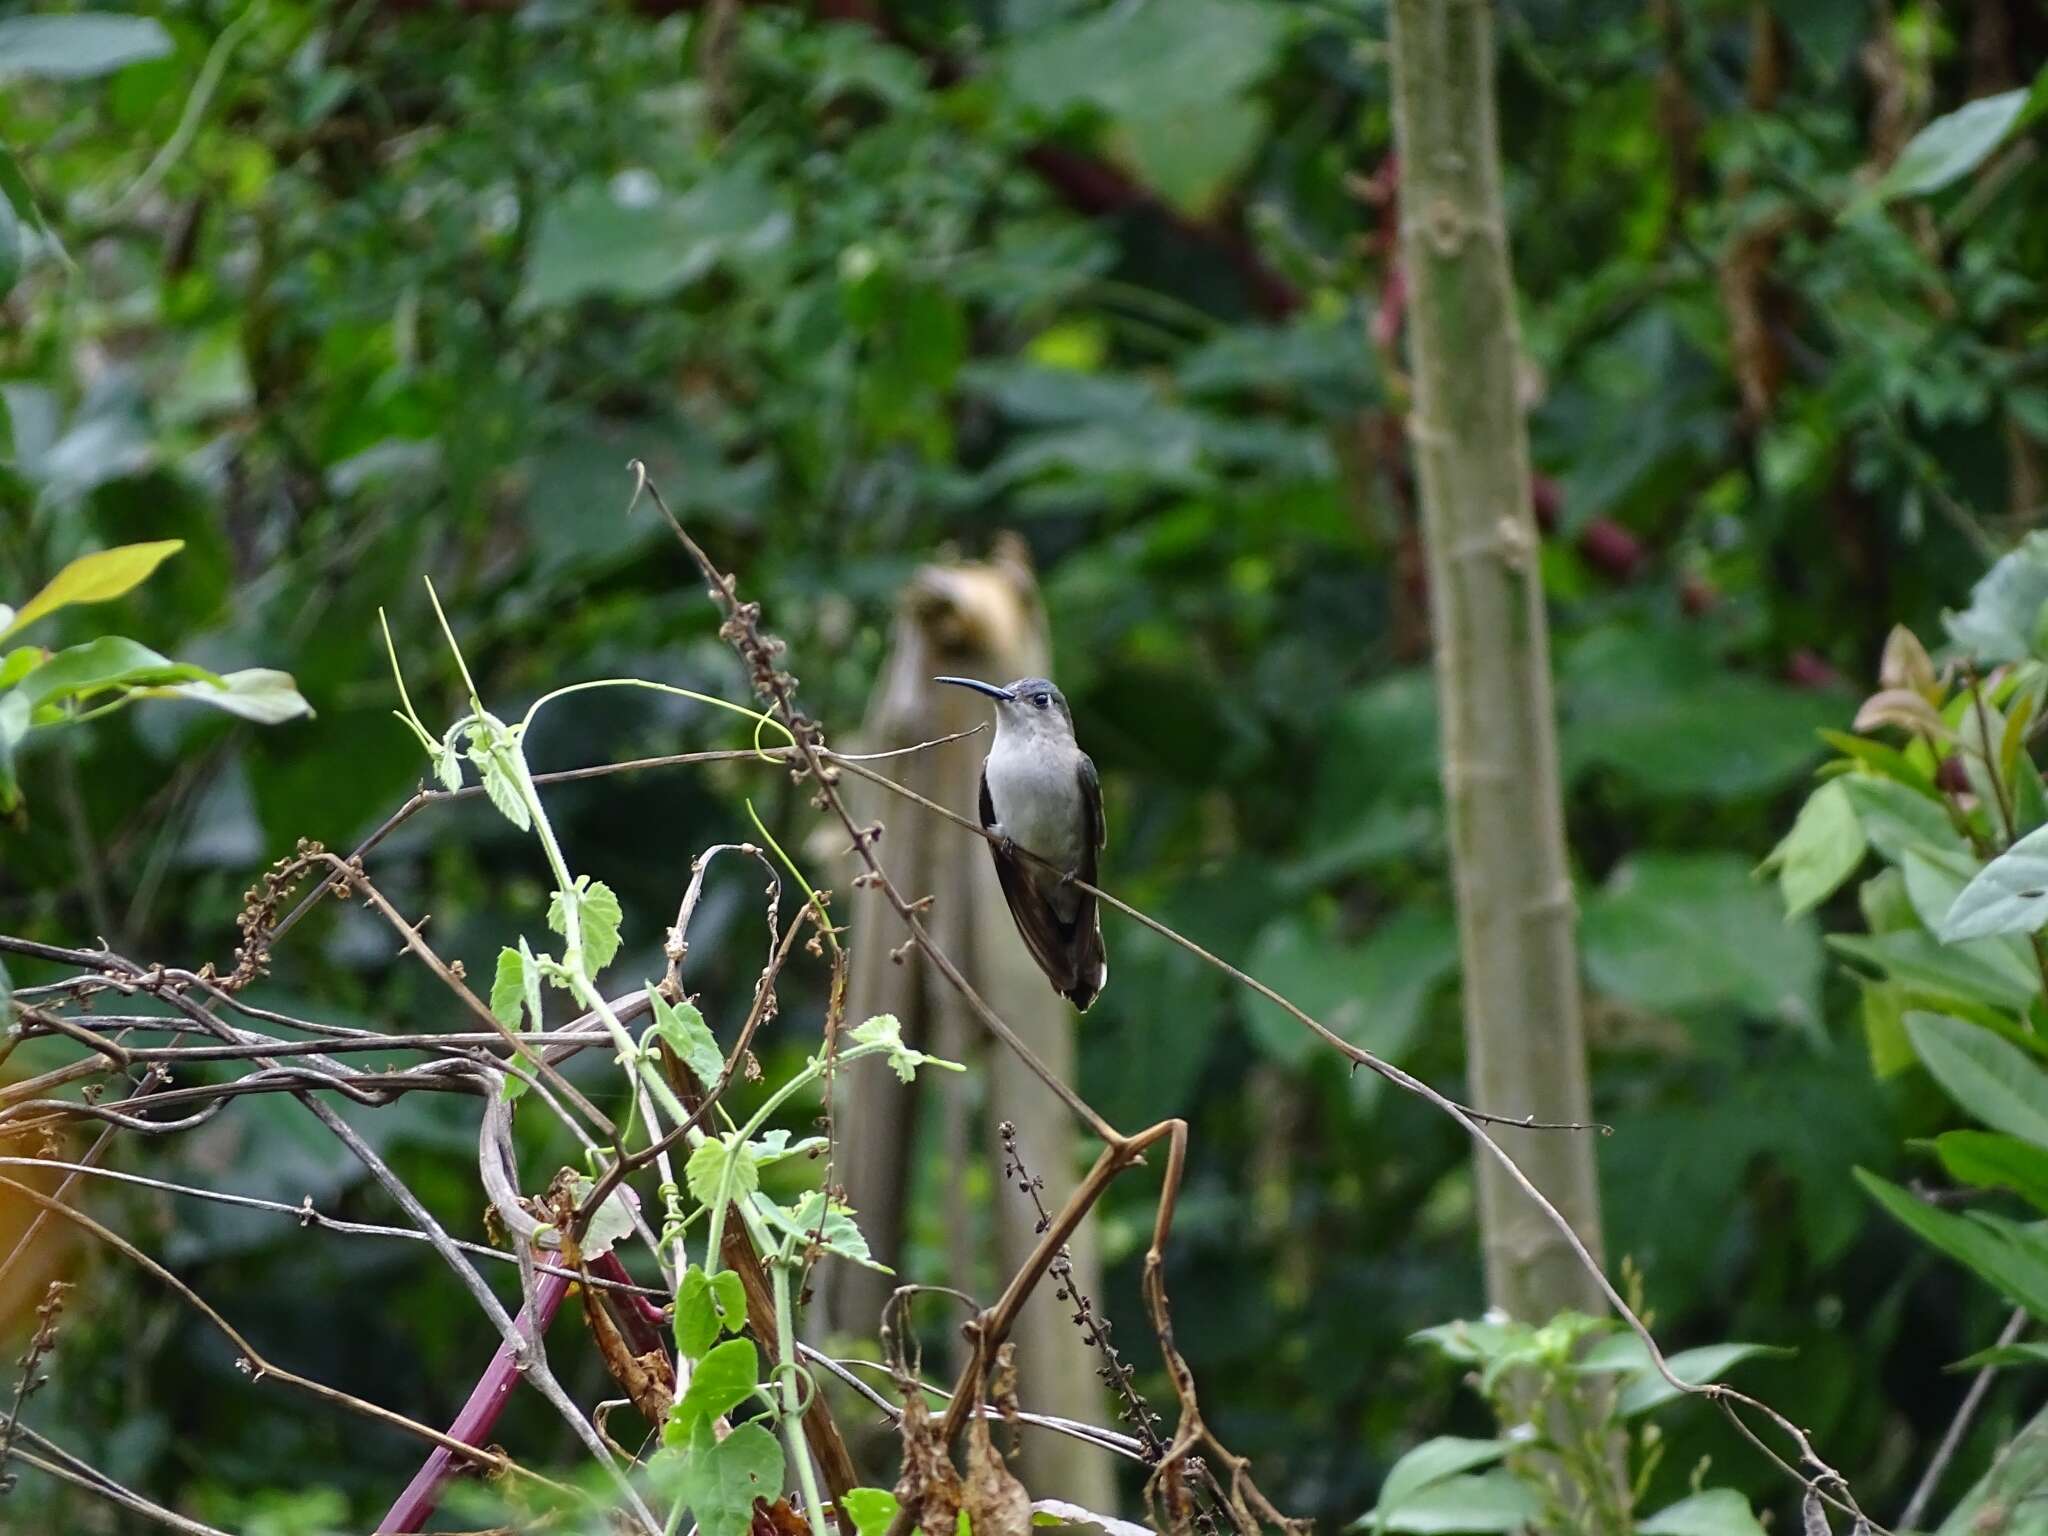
[579,1276,674,1426]
[893,1385,964,1536]
[1879,625,1940,702]
[753,1496,810,1536]
[964,1396,1030,1536]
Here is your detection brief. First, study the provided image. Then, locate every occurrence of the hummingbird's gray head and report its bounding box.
[933,674,1074,743]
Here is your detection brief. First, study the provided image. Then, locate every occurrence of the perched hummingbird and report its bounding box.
[933,675,1108,1011]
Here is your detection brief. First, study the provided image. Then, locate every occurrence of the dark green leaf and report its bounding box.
[669,1337,764,1443]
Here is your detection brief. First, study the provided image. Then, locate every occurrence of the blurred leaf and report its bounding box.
[1829,930,2040,1012]
[1356,1470,1541,1534]
[1840,772,1957,862]
[1367,1438,1508,1534]
[842,1489,901,1536]
[1868,87,2030,202]
[1905,1012,2048,1144]
[161,668,312,724]
[1947,533,2048,664]
[518,169,790,312]
[1560,630,1843,801]
[1943,823,2048,940]
[1760,778,1865,917]
[1582,854,1822,1027]
[0,14,172,81]
[1636,1490,1766,1536]
[1955,1341,2048,1370]
[1859,1169,2048,1316]
[0,539,184,641]
[658,1419,783,1536]
[16,636,217,712]
[1244,908,1457,1072]
[1002,0,1288,120]
[1113,97,1267,218]
[1572,1336,1786,1416]
[0,688,26,812]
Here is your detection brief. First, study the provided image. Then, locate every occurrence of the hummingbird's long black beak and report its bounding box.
[933,675,1015,702]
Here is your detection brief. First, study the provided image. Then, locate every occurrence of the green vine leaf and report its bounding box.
[676,1264,749,1359]
[686,1137,761,1210]
[649,990,725,1087]
[548,876,623,972]
[657,1419,784,1536]
[668,1336,764,1443]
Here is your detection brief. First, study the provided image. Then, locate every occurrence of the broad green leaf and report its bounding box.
[1829,931,2039,1013]
[1859,1169,2048,1317]
[669,1336,763,1442]
[1581,854,1822,1028]
[1841,775,1963,863]
[675,1264,748,1360]
[490,947,531,1030]
[162,668,312,725]
[1369,1438,1509,1534]
[1356,1471,1541,1534]
[0,15,174,82]
[1933,1131,2048,1213]
[16,637,216,712]
[842,1489,901,1536]
[1761,778,1865,918]
[659,1419,784,1536]
[1636,1490,1766,1536]
[1870,87,2030,202]
[1905,1013,2048,1145]
[649,991,726,1088]
[685,1137,761,1210]
[0,540,183,640]
[548,877,622,972]
[1943,823,2048,941]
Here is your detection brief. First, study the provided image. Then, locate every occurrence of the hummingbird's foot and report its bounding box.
[995,834,1020,861]
[1058,868,1078,889]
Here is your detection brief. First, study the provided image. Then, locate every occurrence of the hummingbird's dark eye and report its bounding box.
[1034,693,1051,710]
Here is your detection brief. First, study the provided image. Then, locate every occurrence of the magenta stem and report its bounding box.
[376,1268,574,1533]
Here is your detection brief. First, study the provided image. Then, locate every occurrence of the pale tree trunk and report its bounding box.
[812,540,1114,1512]
[1388,0,1606,1321]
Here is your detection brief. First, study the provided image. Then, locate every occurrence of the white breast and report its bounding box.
[986,746,1086,871]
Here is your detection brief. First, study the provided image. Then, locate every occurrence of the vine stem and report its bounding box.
[774,1262,828,1522]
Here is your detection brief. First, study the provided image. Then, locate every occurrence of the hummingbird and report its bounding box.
[933,675,1108,1011]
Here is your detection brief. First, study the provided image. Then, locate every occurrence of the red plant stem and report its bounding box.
[376,1268,574,1534]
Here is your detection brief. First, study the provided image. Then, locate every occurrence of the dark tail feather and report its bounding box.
[1062,905,1108,1012]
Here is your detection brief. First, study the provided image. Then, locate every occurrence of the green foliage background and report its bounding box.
[3,0,2047,1530]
